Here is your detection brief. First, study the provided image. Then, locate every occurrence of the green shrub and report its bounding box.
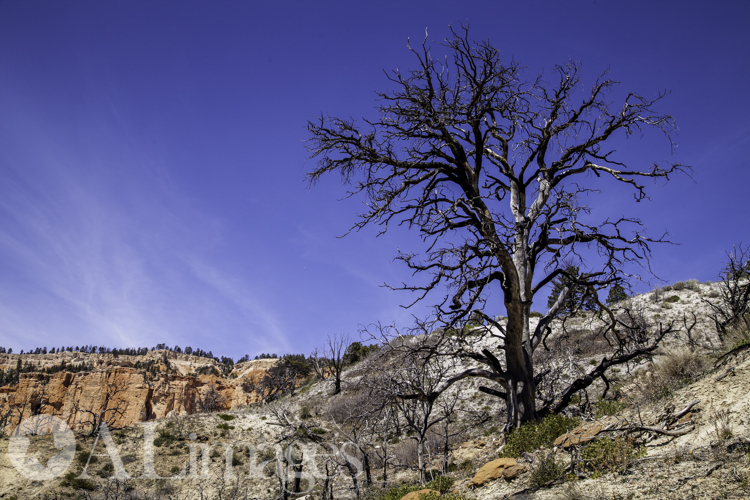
[216,423,234,431]
[528,452,565,487]
[77,452,98,464]
[529,311,544,318]
[299,405,312,419]
[218,414,236,421]
[581,436,645,476]
[366,483,420,500]
[483,425,500,436]
[310,427,327,435]
[664,295,680,303]
[458,459,473,472]
[426,475,455,493]
[685,279,700,290]
[60,471,97,491]
[153,429,177,447]
[595,399,628,418]
[97,462,114,478]
[499,413,580,458]
[365,483,469,500]
[672,281,686,291]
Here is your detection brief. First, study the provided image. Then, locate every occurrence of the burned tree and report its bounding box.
[242,355,311,402]
[307,26,688,428]
[364,337,460,485]
[197,381,228,413]
[704,243,750,341]
[311,333,350,395]
[72,375,128,437]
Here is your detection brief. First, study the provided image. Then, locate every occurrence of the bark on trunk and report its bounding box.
[504,306,537,428]
[362,453,372,487]
[417,438,426,485]
[344,459,360,500]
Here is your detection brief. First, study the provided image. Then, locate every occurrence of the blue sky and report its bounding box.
[0,1,748,358]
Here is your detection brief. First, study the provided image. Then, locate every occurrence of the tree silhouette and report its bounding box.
[308,26,688,427]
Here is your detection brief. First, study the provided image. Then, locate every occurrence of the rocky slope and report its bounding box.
[0,281,747,499]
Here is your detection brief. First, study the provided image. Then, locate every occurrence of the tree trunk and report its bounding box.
[362,452,372,487]
[292,456,303,494]
[382,459,388,489]
[343,458,360,500]
[417,438,426,485]
[504,307,537,428]
[334,372,341,395]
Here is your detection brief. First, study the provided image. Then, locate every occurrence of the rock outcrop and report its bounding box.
[400,489,441,500]
[469,457,527,487]
[553,422,603,448]
[0,354,278,434]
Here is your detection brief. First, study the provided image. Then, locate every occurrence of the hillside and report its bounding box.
[0,280,748,499]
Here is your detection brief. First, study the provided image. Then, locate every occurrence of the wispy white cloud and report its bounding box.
[0,91,292,356]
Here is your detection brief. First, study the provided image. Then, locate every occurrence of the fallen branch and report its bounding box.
[714,343,750,368]
[669,461,723,492]
[672,400,700,420]
[715,368,735,382]
[601,423,695,437]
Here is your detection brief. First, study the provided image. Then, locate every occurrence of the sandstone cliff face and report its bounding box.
[0,355,278,434]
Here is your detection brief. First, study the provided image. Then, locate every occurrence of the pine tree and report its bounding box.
[606,284,629,305]
[546,266,597,316]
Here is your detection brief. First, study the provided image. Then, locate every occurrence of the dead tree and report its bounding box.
[197,381,228,413]
[704,243,750,341]
[433,386,462,476]
[367,342,458,485]
[73,375,128,437]
[327,390,379,489]
[266,403,324,500]
[309,346,330,382]
[5,375,54,435]
[312,333,350,395]
[307,25,689,428]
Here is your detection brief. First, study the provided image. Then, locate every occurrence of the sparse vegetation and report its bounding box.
[581,436,645,476]
[153,428,177,447]
[529,452,565,487]
[499,413,580,458]
[595,399,628,418]
[4,247,750,500]
[712,409,733,441]
[635,350,707,401]
[59,471,97,491]
[299,405,312,419]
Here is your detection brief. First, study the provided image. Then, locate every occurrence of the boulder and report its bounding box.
[553,422,602,448]
[469,457,526,487]
[452,439,487,463]
[400,489,440,500]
